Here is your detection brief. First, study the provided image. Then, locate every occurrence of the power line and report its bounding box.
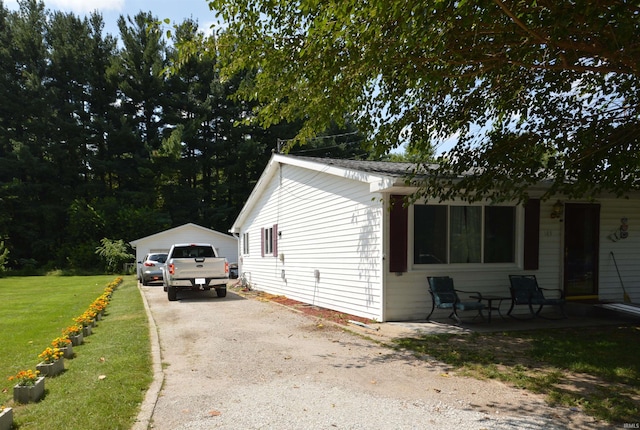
[277,131,361,153]
[288,139,366,155]
[278,131,360,144]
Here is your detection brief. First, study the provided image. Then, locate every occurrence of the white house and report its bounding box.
[229,154,640,322]
[130,223,238,265]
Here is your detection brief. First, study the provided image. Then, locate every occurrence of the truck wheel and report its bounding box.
[142,277,149,286]
[168,286,178,301]
[215,287,227,298]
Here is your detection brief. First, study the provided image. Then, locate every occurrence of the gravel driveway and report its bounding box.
[134,285,607,430]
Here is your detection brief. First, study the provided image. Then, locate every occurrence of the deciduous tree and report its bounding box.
[208,0,640,202]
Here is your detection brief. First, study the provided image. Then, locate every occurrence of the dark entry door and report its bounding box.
[564,203,600,298]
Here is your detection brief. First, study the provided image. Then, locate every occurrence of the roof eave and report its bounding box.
[369,178,416,194]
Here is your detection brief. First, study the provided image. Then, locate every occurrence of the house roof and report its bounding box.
[229,154,422,233]
[130,223,237,247]
[291,155,421,178]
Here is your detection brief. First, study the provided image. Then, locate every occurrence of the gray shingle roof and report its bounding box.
[285,155,427,178]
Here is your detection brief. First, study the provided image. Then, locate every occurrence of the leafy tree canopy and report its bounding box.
[1,1,301,272]
[208,0,640,202]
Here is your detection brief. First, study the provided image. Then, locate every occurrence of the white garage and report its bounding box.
[129,223,238,266]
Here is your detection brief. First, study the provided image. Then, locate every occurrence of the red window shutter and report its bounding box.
[273,224,278,257]
[389,195,408,272]
[260,227,265,257]
[523,199,540,270]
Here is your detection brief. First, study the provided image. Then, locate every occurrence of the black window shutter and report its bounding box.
[523,199,540,270]
[260,227,265,257]
[389,195,408,272]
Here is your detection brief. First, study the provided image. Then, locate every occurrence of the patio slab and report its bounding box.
[348,303,638,340]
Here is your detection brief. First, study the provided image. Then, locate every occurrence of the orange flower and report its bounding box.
[38,347,63,364]
[90,297,108,313]
[8,369,40,386]
[63,325,82,336]
[74,312,93,327]
[51,336,71,349]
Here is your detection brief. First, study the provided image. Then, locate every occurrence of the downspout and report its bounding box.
[232,233,240,276]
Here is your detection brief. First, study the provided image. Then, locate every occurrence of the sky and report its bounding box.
[4,0,219,37]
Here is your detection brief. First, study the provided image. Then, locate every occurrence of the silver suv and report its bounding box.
[137,253,168,285]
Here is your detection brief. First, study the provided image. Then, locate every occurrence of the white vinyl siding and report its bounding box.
[385,199,547,321]
[233,154,640,322]
[597,198,640,302]
[238,163,384,321]
[384,196,640,321]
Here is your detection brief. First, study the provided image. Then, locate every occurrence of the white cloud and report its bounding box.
[48,0,124,14]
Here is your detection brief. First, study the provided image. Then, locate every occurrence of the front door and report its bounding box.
[564,203,600,298]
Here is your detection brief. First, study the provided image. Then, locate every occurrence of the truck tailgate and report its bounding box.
[171,259,227,279]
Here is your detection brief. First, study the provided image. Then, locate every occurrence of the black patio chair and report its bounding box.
[508,275,567,319]
[427,276,485,324]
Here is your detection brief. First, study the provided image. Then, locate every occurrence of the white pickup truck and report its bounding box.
[163,243,229,301]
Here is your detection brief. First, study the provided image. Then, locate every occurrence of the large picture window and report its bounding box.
[484,206,516,263]
[414,205,515,265]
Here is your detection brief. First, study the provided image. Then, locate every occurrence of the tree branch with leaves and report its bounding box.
[205,0,639,202]
[95,238,134,274]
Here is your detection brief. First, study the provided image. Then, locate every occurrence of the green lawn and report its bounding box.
[393,325,640,424]
[1,275,152,429]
